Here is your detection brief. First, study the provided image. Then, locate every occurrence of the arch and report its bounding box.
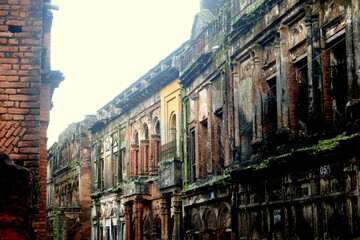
[203,208,217,230]
[189,208,202,231]
[143,123,149,140]
[169,112,176,141]
[133,130,139,145]
[131,130,140,178]
[153,215,161,238]
[218,204,231,229]
[105,137,111,150]
[143,215,152,239]
[153,117,160,135]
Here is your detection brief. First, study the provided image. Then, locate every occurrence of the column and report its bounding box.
[124,203,132,240]
[172,194,182,240]
[160,196,170,240]
[133,197,144,240]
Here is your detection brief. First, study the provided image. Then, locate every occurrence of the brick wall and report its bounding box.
[0,0,62,239]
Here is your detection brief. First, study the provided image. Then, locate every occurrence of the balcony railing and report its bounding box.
[179,10,228,73]
[160,140,177,162]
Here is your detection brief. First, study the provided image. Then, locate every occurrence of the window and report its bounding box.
[154,120,160,168]
[106,226,110,240]
[266,74,278,134]
[169,113,176,142]
[106,155,111,188]
[93,161,98,190]
[328,35,347,127]
[143,124,150,175]
[214,109,224,173]
[112,226,117,240]
[190,128,196,182]
[131,131,139,179]
[113,152,118,186]
[200,120,209,178]
[100,158,104,190]
[294,57,309,131]
[121,148,126,173]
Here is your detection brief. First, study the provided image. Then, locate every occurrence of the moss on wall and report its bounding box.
[52,211,65,240]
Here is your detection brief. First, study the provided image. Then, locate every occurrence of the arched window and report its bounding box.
[133,131,139,145]
[169,113,176,142]
[143,124,149,140]
[142,124,150,176]
[155,121,160,135]
[131,130,139,178]
[151,119,161,172]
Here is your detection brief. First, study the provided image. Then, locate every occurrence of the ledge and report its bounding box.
[180,174,231,197]
[229,132,360,177]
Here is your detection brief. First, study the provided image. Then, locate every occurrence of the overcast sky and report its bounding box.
[48,0,199,145]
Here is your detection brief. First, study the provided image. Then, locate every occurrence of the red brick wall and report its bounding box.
[0,0,53,239]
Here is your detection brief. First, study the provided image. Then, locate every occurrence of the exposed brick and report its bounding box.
[8,108,29,114]
[4,136,14,147]
[6,20,24,25]
[13,115,25,120]
[2,114,13,120]
[8,39,19,45]
[0,46,19,52]
[4,101,14,107]
[0,32,13,37]
[20,102,39,108]
[19,147,38,153]
[0,95,9,100]
[6,76,19,82]
[9,94,30,101]
[22,38,41,45]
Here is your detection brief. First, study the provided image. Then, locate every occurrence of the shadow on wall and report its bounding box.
[0,152,37,240]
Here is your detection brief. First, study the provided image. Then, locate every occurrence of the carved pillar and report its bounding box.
[131,144,139,178]
[172,194,182,240]
[230,61,242,165]
[141,140,149,176]
[250,45,264,144]
[134,197,144,240]
[124,202,132,240]
[151,135,160,173]
[306,13,323,131]
[275,34,290,130]
[160,196,170,240]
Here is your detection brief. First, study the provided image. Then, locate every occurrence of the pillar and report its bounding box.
[172,194,182,240]
[124,202,132,240]
[160,196,170,240]
[134,197,144,240]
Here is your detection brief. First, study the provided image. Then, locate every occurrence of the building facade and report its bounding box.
[0,0,62,239]
[47,115,95,240]
[45,0,360,239]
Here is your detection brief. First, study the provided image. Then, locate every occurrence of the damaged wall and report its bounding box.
[47,115,95,240]
[0,0,63,238]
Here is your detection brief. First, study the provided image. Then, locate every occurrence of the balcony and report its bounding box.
[179,8,228,77]
[159,141,182,190]
[160,140,177,162]
[122,179,147,197]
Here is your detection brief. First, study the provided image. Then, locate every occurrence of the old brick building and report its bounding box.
[0,0,62,239]
[89,47,183,240]
[45,0,360,239]
[46,115,95,240]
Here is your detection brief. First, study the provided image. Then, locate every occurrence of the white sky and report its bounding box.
[47,0,199,145]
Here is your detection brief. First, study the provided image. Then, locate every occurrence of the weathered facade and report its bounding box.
[46,0,360,239]
[47,115,95,240]
[89,49,183,240]
[0,0,62,239]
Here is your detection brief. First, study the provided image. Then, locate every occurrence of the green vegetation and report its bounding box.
[253,133,360,170]
[52,210,65,240]
[180,173,231,196]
